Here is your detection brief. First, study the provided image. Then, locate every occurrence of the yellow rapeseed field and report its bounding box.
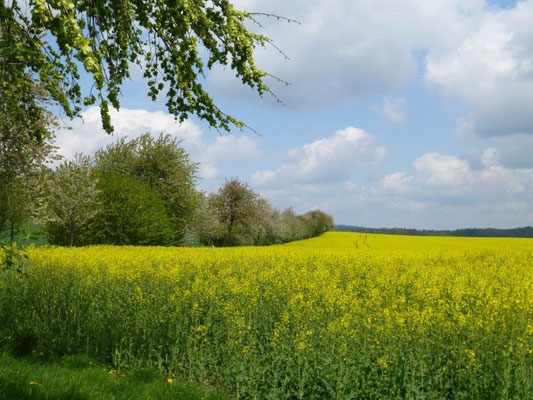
[1,232,532,398]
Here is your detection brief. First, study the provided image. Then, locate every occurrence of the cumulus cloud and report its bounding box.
[382,97,407,124]
[212,0,448,107]
[488,134,533,168]
[201,135,262,162]
[374,151,533,213]
[211,0,493,107]
[198,163,220,180]
[413,153,472,187]
[54,107,261,183]
[379,172,414,194]
[480,147,500,167]
[258,148,533,229]
[425,1,533,137]
[212,1,533,141]
[251,126,386,187]
[55,107,202,160]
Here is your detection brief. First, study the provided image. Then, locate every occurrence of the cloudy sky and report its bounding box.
[55,0,533,229]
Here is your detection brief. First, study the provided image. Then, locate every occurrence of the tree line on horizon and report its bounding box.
[335,225,533,238]
[1,132,334,247]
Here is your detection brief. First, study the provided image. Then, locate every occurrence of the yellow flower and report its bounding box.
[167,378,174,384]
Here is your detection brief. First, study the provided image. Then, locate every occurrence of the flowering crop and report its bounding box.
[1,232,532,398]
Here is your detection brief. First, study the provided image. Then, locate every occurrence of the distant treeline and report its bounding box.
[335,225,533,238]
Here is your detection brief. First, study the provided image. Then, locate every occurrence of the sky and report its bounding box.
[54,0,533,229]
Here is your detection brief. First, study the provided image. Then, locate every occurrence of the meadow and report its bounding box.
[1,232,532,399]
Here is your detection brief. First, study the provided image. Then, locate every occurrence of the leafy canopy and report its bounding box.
[1,0,280,134]
[89,174,175,246]
[94,133,198,242]
[0,78,60,239]
[40,154,99,246]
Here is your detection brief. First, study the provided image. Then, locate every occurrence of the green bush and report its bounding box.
[87,174,175,246]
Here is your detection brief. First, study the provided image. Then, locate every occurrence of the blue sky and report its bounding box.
[55,0,533,229]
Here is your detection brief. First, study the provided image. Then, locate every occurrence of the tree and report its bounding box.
[87,174,175,246]
[301,210,335,237]
[208,178,262,246]
[40,155,99,246]
[1,0,279,134]
[0,179,32,242]
[205,179,334,246]
[255,197,284,245]
[93,133,198,243]
[187,192,220,246]
[0,80,60,241]
[280,207,308,242]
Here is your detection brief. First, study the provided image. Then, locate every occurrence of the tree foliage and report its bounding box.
[94,133,198,242]
[208,178,261,246]
[34,140,333,248]
[187,192,221,246]
[301,210,335,238]
[88,174,175,246]
[1,0,276,134]
[40,155,99,246]
[39,134,199,246]
[204,178,334,246]
[0,79,59,240]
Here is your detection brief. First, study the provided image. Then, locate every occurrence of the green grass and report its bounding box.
[0,350,230,400]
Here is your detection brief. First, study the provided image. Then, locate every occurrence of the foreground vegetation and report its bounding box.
[1,232,532,398]
[0,350,228,400]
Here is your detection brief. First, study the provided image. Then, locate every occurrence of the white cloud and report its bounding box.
[197,163,220,180]
[55,107,202,160]
[212,1,430,107]
[413,153,472,187]
[201,135,261,162]
[455,116,476,139]
[259,148,533,229]
[481,147,500,167]
[367,151,533,226]
[54,107,261,184]
[211,0,491,107]
[460,134,533,170]
[381,151,530,202]
[488,134,533,168]
[425,1,533,137]
[251,126,386,187]
[379,172,414,194]
[382,97,407,124]
[212,1,533,141]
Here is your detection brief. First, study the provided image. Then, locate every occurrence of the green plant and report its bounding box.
[0,241,29,275]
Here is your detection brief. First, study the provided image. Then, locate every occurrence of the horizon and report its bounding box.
[334,224,533,231]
